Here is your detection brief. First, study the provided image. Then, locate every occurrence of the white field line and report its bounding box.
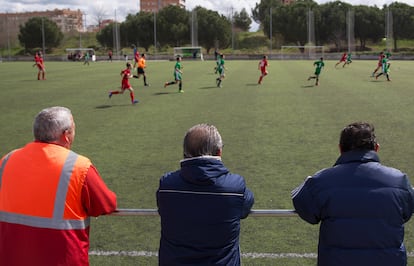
[89,251,317,259]
[89,250,414,259]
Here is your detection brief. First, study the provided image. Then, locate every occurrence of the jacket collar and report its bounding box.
[180,155,222,163]
[180,156,228,185]
[334,150,380,166]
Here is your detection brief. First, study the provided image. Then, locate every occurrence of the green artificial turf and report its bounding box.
[1,59,414,265]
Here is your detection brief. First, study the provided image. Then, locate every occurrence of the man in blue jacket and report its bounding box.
[157,124,254,266]
[292,122,414,266]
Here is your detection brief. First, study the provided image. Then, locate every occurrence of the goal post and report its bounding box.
[65,48,96,61]
[173,47,204,61]
[280,45,325,60]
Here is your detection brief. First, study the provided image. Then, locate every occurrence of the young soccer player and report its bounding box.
[164,56,183,93]
[343,53,352,67]
[134,53,149,86]
[216,54,226,88]
[308,57,325,86]
[33,51,46,80]
[258,55,269,84]
[372,51,385,77]
[133,49,140,69]
[108,62,139,104]
[83,52,90,66]
[375,56,391,81]
[335,52,347,68]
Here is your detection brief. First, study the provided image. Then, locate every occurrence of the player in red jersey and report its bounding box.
[33,51,46,80]
[108,62,139,104]
[372,51,385,77]
[133,49,140,69]
[258,55,269,84]
[335,52,347,68]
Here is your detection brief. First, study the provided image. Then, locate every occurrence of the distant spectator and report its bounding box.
[108,50,113,62]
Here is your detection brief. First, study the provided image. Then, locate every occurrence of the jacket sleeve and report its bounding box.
[82,164,117,217]
[401,175,414,223]
[241,188,254,219]
[291,176,321,224]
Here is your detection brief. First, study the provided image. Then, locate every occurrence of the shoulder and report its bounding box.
[217,172,248,193]
[159,170,181,187]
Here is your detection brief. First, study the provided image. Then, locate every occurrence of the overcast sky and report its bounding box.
[1,0,413,26]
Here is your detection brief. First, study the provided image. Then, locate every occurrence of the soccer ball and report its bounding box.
[382,37,387,41]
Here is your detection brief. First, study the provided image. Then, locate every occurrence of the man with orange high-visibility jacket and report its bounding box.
[0,106,117,266]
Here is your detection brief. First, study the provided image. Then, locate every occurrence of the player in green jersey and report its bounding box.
[375,57,391,81]
[344,53,352,67]
[308,57,325,86]
[216,54,226,88]
[164,56,184,92]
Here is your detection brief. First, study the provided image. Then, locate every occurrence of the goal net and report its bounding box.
[65,48,96,61]
[173,47,204,61]
[280,46,325,60]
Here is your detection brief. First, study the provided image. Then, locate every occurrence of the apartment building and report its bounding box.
[140,0,185,13]
[0,9,83,47]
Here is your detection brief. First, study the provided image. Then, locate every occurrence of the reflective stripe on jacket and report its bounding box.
[0,142,92,266]
[0,142,90,228]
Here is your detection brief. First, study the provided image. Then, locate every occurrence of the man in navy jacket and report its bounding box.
[157,124,254,266]
[292,122,414,266]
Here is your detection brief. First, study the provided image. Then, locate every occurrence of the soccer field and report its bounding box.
[1,59,414,265]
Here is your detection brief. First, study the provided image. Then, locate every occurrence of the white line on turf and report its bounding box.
[89,251,414,258]
[88,251,317,258]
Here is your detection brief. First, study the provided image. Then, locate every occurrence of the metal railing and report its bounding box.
[111,209,297,217]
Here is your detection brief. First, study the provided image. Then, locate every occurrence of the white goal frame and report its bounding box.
[280,45,325,60]
[173,46,204,61]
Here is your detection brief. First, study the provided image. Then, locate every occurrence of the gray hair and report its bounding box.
[183,124,223,158]
[33,106,73,142]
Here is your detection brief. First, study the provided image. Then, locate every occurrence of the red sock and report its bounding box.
[130,92,135,102]
[111,91,120,94]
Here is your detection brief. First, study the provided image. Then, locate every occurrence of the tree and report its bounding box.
[233,8,252,31]
[386,2,414,51]
[96,22,115,48]
[252,0,283,27]
[194,7,231,53]
[354,5,383,50]
[271,0,319,47]
[18,17,63,51]
[157,5,190,47]
[318,1,352,51]
[91,4,109,30]
[122,12,155,52]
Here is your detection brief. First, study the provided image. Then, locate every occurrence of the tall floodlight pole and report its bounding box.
[307,9,310,57]
[231,7,234,53]
[154,11,157,55]
[307,8,315,58]
[191,9,198,47]
[385,8,393,50]
[6,12,11,61]
[114,9,120,60]
[269,7,272,58]
[41,18,46,56]
[346,9,354,54]
[84,12,87,32]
